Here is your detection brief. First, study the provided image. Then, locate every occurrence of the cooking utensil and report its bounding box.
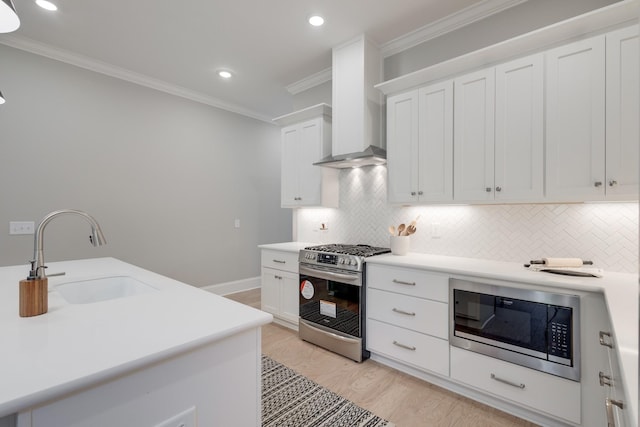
[405,225,417,236]
[409,215,421,229]
[397,224,406,236]
[388,225,396,236]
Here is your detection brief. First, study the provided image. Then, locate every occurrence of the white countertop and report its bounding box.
[258,242,316,252]
[0,257,272,418]
[367,252,639,425]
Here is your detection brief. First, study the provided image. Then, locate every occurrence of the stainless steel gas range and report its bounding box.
[298,244,391,362]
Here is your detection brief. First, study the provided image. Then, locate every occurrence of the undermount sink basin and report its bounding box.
[55,276,157,304]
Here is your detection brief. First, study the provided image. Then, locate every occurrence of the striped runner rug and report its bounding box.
[262,355,394,427]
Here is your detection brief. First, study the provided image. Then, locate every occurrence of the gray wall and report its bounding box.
[384,0,620,80]
[0,45,291,287]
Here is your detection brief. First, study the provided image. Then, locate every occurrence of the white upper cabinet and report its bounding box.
[387,90,419,203]
[387,81,453,203]
[546,28,639,202]
[418,82,454,202]
[495,54,544,202]
[379,1,638,205]
[606,25,639,200]
[454,68,496,202]
[277,107,338,208]
[454,53,543,203]
[546,35,606,201]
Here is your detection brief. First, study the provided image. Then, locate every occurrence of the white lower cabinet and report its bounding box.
[596,329,629,426]
[451,347,581,424]
[261,250,299,329]
[366,264,449,377]
[368,319,449,376]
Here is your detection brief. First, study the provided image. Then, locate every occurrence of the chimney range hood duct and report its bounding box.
[313,145,386,169]
[313,35,385,169]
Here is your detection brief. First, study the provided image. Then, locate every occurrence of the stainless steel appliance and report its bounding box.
[450,279,580,381]
[298,244,390,362]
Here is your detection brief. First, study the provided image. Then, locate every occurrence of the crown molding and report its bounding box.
[0,35,275,123]
[380,0,528,57]
[285,67,332,95]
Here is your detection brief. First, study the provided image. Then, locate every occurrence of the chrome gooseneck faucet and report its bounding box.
[29,209,107,279]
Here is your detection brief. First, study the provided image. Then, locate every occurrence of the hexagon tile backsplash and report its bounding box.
[296,166,639,273]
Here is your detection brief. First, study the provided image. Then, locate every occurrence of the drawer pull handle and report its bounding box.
[392,308,416,316]
[599,331,614,348]
[273,259,286,264]
[392,279,416,286]
[392,340,416,351]
[490,373,525,389]
[606,398,624,427]
[599,371,613,387]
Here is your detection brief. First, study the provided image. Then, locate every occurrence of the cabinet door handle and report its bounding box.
[495,186,502,192]
[392,308,416,316]
[599,331,614,348]
[273,259,286,264]
[392,279,416,286]
[274,275,282,280]
[609,180,618,187]
[485,187,492,192]
[393,340,416,351]
[599,371,613,387]
[606,398,624,427]
[490,373,525,389]
[410,191,416,196]
[594,181,603,188]
[418,191,423,195]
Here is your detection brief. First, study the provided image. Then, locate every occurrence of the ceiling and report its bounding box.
[1,0,521,122]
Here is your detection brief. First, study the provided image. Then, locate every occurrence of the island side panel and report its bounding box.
[19,328,262,427]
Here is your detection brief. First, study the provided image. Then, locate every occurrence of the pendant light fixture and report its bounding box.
[0,91,5,104]
[0,0,20,33]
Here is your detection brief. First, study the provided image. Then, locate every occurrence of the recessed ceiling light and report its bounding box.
[308,15,324,27]
[35,0,57,11]
[218,70,232,79]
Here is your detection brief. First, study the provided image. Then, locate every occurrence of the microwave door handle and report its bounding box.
[299,265,360,284]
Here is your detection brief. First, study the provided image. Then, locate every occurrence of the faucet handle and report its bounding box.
[28,260,38,279]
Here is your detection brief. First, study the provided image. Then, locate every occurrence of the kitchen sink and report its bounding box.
[55,276,157,304]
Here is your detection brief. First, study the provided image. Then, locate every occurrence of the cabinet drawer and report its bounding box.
[261,250,299,272]
[367,264,448,302]
[367,319,449,376]
[450,347,580,424]
[367,288,448,339]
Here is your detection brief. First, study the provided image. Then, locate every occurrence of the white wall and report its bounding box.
[0,45,292,287]
[296,167,639,273]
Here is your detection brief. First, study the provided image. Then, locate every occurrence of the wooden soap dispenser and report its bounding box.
[19,261,48,317]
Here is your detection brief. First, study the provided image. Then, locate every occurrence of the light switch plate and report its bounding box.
[9,221,35,235]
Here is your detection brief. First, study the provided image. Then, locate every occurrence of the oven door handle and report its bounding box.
[299,265,361,285]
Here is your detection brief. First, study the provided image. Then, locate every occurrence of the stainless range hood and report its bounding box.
[313,145,386,169]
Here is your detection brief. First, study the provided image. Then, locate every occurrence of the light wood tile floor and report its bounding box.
[225,288,539,427]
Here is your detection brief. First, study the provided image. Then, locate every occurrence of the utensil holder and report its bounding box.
[390,236,410,256]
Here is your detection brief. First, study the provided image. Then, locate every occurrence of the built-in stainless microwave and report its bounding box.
[450,279,580,381]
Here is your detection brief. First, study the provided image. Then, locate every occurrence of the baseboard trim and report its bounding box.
[202,276,261,296]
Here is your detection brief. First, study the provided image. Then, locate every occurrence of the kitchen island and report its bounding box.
[0,257,272,426]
